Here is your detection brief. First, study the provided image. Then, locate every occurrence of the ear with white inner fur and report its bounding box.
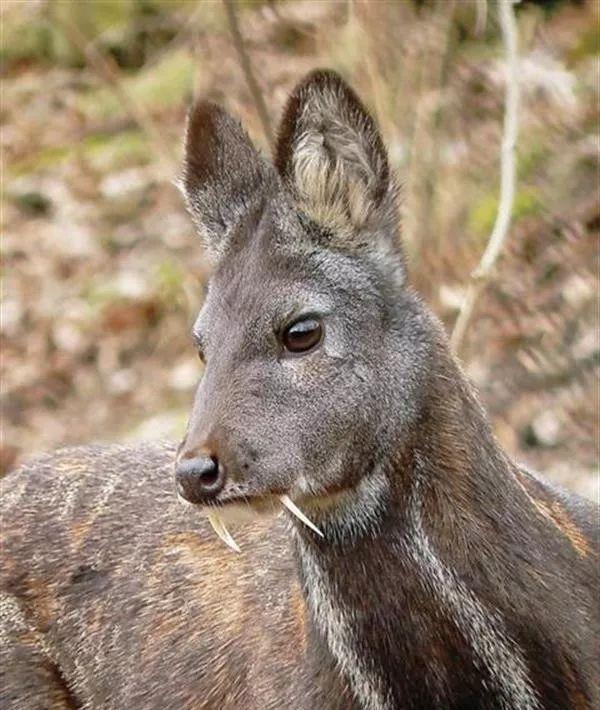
[181,101,275,259]
[275,70,403,268]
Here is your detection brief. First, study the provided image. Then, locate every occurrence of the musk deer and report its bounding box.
[1,70,598,710]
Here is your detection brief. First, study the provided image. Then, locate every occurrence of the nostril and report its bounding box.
[175,455,225,504]
[197,456,220,487]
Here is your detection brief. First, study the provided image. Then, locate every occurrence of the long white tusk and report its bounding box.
[279,495,324,538]
[207,511,241,553]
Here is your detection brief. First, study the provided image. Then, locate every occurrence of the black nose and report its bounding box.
[175,455,225,504]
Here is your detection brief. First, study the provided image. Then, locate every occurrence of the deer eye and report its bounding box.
[192,330,206,363]
[282,317,323,354]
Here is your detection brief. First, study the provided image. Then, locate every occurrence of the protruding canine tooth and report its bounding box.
[279,495,324,538]
[207,511,241,553]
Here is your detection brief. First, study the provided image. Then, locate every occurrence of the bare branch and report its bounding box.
[222,0,274,148]
[450,0,521,355]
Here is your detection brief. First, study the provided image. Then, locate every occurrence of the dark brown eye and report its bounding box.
[282,318,323,354]
[193,332,206,363]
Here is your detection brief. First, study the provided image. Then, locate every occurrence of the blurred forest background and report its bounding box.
[1,0,598,498]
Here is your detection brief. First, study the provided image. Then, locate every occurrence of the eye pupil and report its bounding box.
[282,318,322,354]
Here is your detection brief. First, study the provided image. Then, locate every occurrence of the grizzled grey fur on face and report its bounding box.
[178,71,429,509]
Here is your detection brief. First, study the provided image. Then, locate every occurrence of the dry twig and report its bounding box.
[222,0,274,147]
[450,0,520,355]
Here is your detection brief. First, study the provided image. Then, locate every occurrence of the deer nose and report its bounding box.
[175,454,225,504]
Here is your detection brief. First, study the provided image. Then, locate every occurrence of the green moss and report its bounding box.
[78,48,193,121]
[1,1,137,68]
[469,193,496,237]
[53,0,135,38]
[469,187,543,237]
[517,142,550,181]
[514,188,543,219]
[85,131,151,172]
[130,49,193,110]
[0,14,55,65]
[569,25,600,64]
[9,145,72,177]
[8,129,149,178]
[1,1,206,69]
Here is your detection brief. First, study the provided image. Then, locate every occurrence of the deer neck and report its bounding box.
[292,352,539,710]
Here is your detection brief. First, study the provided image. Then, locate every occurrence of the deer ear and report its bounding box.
[181,102,274,259]
[275,70,399,253]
